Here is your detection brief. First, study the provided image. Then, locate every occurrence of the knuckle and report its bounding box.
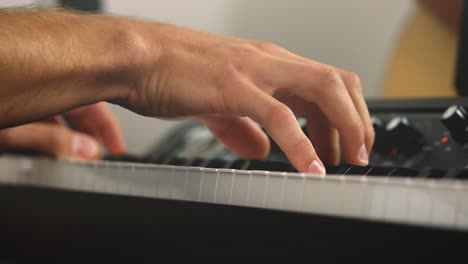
[343,70,363,91]
[267,104,295,126]
[320,68,344,91]
[250,40,279,53]
[212,67,243,114]
[234,43,259,61]
[219,63,240,83]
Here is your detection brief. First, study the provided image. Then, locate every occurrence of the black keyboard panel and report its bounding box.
[141,98,468,172]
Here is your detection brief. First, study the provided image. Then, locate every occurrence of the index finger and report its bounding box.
[241,87,326,175]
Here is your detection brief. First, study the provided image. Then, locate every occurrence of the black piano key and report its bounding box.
[324,165,340,175]
[246,160,297,172]
[388,167,420,178]
[325,164,354,175]
[366,166,397,177]
[418,168,448,179]
[442,168,459,179]
[142,154,169,165]
[204,159,228,169]
[166,157,190,166]
[344,166,373,176]
[230,159,249,170]
[455,169,468,180]
[188,157,207,167]
[103,154,144,163]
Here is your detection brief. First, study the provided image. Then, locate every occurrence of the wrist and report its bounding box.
[78,15,159,106]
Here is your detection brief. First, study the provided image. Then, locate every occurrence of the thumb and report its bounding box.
[0,123,100,159]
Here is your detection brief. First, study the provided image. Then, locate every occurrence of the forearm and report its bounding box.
[0,9,146,128]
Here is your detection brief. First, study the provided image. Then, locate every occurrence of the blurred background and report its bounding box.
[2,0,461,154]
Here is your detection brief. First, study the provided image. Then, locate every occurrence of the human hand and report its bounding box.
[121,23,375,174]
[0,103,125,159]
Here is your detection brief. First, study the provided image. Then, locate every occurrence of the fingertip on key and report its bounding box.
[358,144,369,166]
[308,159,326,176]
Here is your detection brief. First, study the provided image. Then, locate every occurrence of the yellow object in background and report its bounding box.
[383,5,459,98]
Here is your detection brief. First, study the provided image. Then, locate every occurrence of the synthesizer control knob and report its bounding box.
[371,116,391,153]
[386,117,424,156]
[441,105,468,144]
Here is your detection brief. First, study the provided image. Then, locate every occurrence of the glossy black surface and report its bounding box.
[1,185,467,259]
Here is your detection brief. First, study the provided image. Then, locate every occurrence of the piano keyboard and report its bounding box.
[2,154,468,232]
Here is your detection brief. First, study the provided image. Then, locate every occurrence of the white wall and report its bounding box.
[0,0,35,7]
[101,0,415,154]
[105,0,414,97]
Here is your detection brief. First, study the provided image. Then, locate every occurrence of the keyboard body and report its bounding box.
[3,97,468,258]
[1,154,468,258]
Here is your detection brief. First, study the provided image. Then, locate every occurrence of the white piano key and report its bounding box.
[2,155,468,232]
[431,188,457,227]
[282,175,306,212]
[230,171,251,207]
[15,157,34,185]
[145,166,163,198]
[184,168,203,201]
[0,156,9,183]
[384,183,410,223]
[75,160,90,191]
[95,162,113,194]
[19,157,33,177]
[200,169,218,203]
[407,186,432,225]
[149,166,163,198]
[128,166,151,198]
[60,160,75,189]
[31,158,48,186]
[126,165,138,196]
[341,178,367,218]
[114,165,132,195]
[317,177,345,215]
[456,187,468,229]
[367,181,387,220]
[155,166,173,199]
[214,169,235,204]
[302,177,324,214]
[246,172,268,208]
[170,167,187,200]
[81,163,98,192]
[128,165,141,196]
[264,173,286,210]
[39,159,62,188]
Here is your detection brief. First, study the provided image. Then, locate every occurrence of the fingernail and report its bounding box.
[359,144,369,165]
[72,135,99,158]
[308,159,326,176]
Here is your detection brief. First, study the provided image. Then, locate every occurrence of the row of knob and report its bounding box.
[268,105,468,157]
[372,105,468,156]
[372,116,424,155]
[441,105,468,144]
